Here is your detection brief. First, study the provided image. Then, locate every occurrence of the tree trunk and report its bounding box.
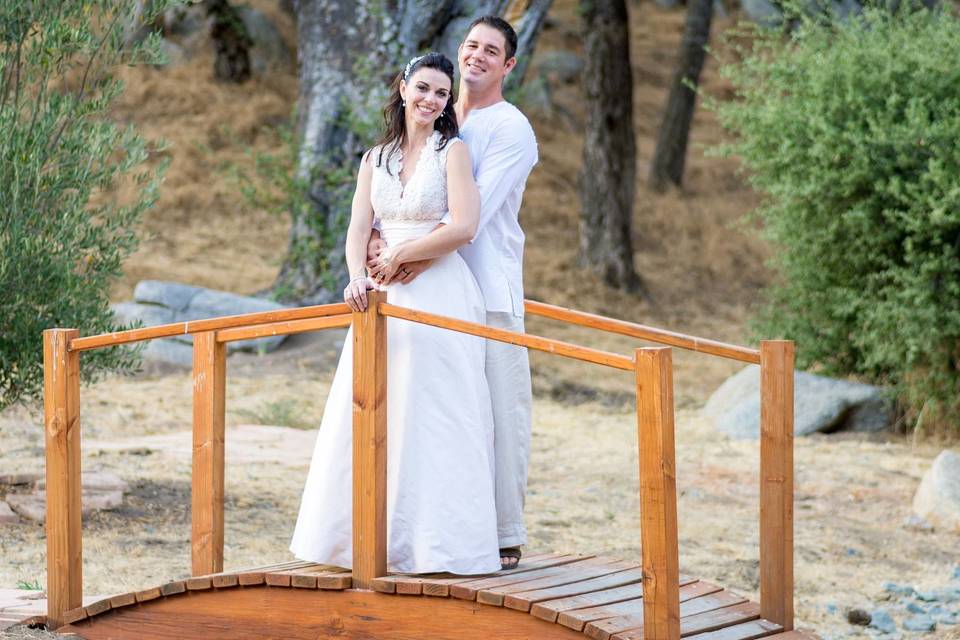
[206,0,252,83]
[648,0,713,192]
[578,0,643,293]
[279,0,553,304]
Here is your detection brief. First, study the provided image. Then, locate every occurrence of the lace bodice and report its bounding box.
[370,131,460,222]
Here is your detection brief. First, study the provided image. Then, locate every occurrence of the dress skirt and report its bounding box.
[290,221,501,575]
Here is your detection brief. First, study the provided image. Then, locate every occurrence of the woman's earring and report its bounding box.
[402,100,406,107]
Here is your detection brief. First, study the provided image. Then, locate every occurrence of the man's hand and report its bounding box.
[367,232,386,263]
[388,259,433,285]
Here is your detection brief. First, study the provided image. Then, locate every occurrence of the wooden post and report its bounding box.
[759,340,795,630]
[352,290,388,589]
[191,331,226,576]
[635,347,680,640]
[43,329,83,628]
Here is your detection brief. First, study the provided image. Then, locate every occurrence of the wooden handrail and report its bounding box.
[215,314,352,343]
[524,299,761,364]
[379,303,635,371]
[69,303,352,352]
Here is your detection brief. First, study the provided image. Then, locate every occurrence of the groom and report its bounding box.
[368,15,538,569]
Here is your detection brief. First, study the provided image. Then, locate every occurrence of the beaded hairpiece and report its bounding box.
[403,54,427,80]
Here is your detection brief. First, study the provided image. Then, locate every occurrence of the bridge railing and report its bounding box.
[42,292,793,639]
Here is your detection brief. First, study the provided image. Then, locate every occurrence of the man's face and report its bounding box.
[458,24,516,92]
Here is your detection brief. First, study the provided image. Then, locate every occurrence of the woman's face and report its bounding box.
[400,67,452,128]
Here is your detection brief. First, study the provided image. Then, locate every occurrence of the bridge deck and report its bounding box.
[59,554,816,640]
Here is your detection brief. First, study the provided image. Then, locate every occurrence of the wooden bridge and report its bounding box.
[41,291,807,639]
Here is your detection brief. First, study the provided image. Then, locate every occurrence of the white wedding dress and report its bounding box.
[290,132,501,575]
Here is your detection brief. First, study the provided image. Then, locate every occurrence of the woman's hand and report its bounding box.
[368,242,407,286]
[343,276,373,311]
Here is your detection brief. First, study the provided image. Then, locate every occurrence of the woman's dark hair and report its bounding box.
[375,52,459,175]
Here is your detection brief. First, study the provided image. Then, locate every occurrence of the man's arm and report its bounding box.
[470,116,538,239]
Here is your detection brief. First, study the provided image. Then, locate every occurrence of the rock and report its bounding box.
[847,608,871,626]
[907,602,928,614]
[124,280,290,356]
[0,473,41,486]
[141,339,195,368]
[7,488,124,524]
[536,51,584,85]
[237,6,293,74]
[935,611,959,625]
[163,4,207,36]
[0,501,19,524]
[902,615,936,632]
[740,0,783,26]
[903,514,934,532]
[869,609,896,633]
[953,565,960,580]
[156,39,187,68]
[5,494,45,523]
[704,365,893,439]
[883,581,915,596]
[912,450,960,533]
[36,472,128,493]
[655,0,682,8]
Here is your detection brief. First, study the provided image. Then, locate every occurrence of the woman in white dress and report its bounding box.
[290,53,501,575]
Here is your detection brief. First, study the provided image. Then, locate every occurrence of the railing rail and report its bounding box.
[42,294,793,640]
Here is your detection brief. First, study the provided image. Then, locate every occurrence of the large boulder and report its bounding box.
[111,280,291,366]
[704,365,894,439]
[237,6,293,75]
[912,450,960,533]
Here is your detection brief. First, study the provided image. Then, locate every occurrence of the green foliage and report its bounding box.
[711,6,960,432]
[232,398,313,430]
[17,578,42,591]
[0,1,177,409]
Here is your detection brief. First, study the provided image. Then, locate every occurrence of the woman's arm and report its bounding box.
[343,153,376,310]
[369,142,479,281]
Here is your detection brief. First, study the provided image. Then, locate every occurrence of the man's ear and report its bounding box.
[503,56,518,75]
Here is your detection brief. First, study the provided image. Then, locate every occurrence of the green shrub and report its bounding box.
[712,6,960,433]
[0,1,178,409]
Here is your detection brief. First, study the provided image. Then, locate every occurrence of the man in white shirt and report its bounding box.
[369,16,537,569]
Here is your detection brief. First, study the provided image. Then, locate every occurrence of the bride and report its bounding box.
[289,52,501,575]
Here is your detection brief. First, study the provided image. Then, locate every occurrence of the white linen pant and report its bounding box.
[485,311,533,548]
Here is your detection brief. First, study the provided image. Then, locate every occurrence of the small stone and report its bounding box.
[912,449,960,533]
[934,611,959,625]
[0,473,42,486]
[907,602,927,614]
[916,590,939,602]
[36,472,128,493]
[847,608,872,626]
[825,602,839,615]
[869,609,896,633]
[952,565,960,581]
[0,501,19,524]
[903,514,935,532]
[883,581,915,596]
[902,615,936,632]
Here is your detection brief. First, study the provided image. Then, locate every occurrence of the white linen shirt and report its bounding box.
[450,101,538,316]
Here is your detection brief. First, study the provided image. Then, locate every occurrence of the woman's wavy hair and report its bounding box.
[375,52,459,175]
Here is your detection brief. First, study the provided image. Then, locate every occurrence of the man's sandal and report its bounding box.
[500,547,522,571]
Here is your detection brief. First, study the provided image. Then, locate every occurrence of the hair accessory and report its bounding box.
[403,54,427,80]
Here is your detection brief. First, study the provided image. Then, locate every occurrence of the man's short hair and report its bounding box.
[466,15,519,60]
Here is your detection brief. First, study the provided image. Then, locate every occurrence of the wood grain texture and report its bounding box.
[636,348,681,640]
[353,290,388,589]
[504,564,641,612]
[43,328,83,628]
[191,331,226,576]
[759,341,795,631]
[532,575,697,623]
[58,586,587,639]
[557,580,717,631]
[380,303,635,371]
[69,303,352,351]
[685,618,781,640]
[450,555,596,601]
[480,559,634,607]
[216,314,351,343]
[587,588,741,640]
[524,300,760,364]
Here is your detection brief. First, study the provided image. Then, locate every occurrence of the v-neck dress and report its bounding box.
[290,132,500,575]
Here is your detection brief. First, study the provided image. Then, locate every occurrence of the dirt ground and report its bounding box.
[2,1,959,639]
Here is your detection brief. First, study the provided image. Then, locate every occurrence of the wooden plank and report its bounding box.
[636,347,681,640]
[532,575,698,623]
[760,632,814,640]
[686,618,782,640]
[380,303,635,371]
[43,328,83,629]
[588,590,745,640]
[524,300,761,364]
[353,290,388,590]
[211,574,238,589]
[376,552,566,597]
[108,592,137,609]
[216,314,351,343]
[191,331,227,576]
[506,566,642,612]
[62,607,88,625]
[238,572,265,586]
[69,302,352,351]
[84,599,111,618]
[759,341,795,631]
[160,582,186,597]
[679,603,762,638]
[558,581,719,632]
[450,555,598,601]
[136,587,162,602]
[479,559,635,607]
[206,560,314,577]
[185,577,213,591]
